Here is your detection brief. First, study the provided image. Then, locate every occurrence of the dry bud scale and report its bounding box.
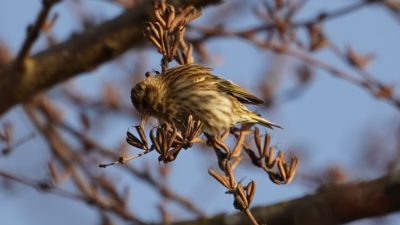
[131,63,281,135]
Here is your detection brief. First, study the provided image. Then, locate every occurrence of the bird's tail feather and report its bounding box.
[251,114,283,129]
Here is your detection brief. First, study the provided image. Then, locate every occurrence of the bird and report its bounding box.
[130,63,281,135]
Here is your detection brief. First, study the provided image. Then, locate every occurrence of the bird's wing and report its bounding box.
[163,63,213,84]
[217,79,264,105]
[164,64,264,105]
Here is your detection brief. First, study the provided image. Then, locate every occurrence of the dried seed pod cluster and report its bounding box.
[144,0,201,68]
[122,115,203,164]
[246,127,298,184]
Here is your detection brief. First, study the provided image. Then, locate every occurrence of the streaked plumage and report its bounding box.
[131,63,281,135]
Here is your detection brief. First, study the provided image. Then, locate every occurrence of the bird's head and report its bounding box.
[131,72,162,124]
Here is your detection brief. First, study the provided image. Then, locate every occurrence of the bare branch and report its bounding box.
[170,171,400,225]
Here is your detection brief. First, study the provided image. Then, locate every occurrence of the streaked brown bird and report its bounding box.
[131,63,281,135]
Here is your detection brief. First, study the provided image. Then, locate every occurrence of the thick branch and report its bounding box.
[170,172,400,225]
[0,0,221,116]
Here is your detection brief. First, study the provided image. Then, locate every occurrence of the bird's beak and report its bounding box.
[140,113,148,128]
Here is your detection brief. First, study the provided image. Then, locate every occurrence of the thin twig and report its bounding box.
[244,208,260,225]
[15,0,60,68]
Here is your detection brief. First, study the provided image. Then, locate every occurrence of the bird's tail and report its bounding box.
[251,113,283,129]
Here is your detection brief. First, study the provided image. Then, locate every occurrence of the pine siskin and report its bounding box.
[131,63,281,135]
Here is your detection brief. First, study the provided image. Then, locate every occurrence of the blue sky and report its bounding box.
[0,0,399,224]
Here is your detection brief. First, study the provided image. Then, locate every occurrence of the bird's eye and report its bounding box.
[145,72,151,78]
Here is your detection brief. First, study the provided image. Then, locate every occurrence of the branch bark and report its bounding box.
[170,172,400,225]
[0,0,221,116]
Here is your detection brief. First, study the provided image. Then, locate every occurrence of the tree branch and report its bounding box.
[170,172,400,225]
[0,0,221,116]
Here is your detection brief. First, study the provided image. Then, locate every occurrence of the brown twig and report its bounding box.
[282,46,400,108]
[0,170,84,199]
[189,0,373,44]
[15,0,60,68]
